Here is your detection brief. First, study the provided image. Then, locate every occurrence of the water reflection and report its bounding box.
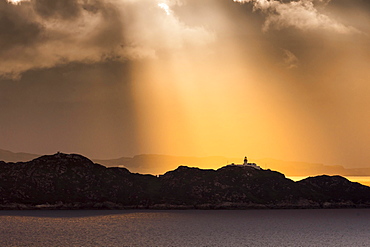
[1,209,370,246]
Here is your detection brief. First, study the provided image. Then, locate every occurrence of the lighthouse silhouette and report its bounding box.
[243,156,248,166]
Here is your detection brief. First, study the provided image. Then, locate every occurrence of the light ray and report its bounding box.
[158,3,171,16]
[7,0,30,5]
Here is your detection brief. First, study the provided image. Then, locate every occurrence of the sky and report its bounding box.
[0,0,369,169]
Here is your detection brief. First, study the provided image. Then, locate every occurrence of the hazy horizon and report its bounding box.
[1,0,369,170]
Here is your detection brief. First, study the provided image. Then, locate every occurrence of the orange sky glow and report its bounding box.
[0,0,369,173]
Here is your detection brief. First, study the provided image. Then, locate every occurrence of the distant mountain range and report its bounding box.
[1,149,369,176]
[0,153,369,209]
[0,149,39,163]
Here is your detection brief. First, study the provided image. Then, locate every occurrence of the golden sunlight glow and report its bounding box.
[7,0,29,5]
[158,3,171,16]
[130,36,316,161]
[1,0,369,175]
[128,0,347,166]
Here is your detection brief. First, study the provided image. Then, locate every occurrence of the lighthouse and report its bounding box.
[228,157,261,169]
[243,156,248,166]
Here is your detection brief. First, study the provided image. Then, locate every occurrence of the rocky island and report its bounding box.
[0,153,369,210]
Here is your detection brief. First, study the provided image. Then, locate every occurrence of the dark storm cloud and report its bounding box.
[332,0,370,8]
[86,1,123,48]
[0,0,215,79]
[32,0,110,19]
[0,0,43,50]
[0,0,125,79]
[32,0,82,19]
[1,0,368,79]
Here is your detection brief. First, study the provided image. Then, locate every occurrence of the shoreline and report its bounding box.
[1,202,370,210]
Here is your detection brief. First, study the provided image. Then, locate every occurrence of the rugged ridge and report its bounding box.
[0,153,369,209]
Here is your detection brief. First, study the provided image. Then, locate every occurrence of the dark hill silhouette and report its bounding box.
[1,149,370,177]
[0,153,369,209]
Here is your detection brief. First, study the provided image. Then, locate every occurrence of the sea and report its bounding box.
[1,209,369,246]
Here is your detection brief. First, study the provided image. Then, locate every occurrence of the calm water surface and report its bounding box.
[1,209,369,246]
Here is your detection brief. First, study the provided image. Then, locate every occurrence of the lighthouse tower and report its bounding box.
[227,156,261,169]
[243,156,248,166]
